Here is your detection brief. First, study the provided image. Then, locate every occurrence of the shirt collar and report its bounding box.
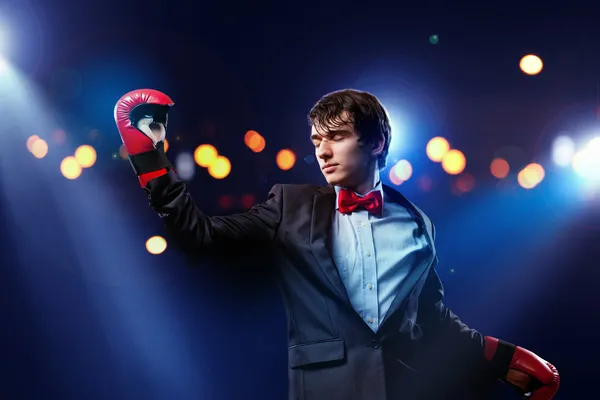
[334,179,384,210]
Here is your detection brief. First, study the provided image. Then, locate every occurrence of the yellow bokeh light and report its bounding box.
[519,54,543,75]
[276,149,296,170]
[194,144,218,167]
[74,145,97,168]
[517,169,535,189]
[27,135,40,152]
[208,155,231,179]
[426,137,450,162]
[521,163,545,187]
[163,139,169,152]
[146,236,167,255]
[60,156,83,180]
[30,139,49,159]
[441,149,466,175]
[392,159,413,181]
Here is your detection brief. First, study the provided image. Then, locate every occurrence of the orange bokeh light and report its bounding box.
[244,130,266,153]
[454,173,475,194]
[276,149,296,170]
[490,158,510,179]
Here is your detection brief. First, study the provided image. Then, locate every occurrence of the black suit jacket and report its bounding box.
[146,171,500,399]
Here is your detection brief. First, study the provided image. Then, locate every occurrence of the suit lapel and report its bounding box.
[310,186,351,304]
[379,184,436,328]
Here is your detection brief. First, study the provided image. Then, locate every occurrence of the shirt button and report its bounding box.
[361,221,367,227]
[368,317,374,324]
[367,283,373,290]
[366,252,371,257]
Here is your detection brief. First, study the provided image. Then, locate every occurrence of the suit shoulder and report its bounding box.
[276,183,325,194]
[268,183,328,202]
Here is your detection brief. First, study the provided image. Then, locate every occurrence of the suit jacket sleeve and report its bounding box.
[416,264,485,355]
[416,221,484,359]
[415,264,500,389]
[145,170,283,256]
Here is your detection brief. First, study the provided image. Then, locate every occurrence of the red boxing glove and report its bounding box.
[114,89,175,187]
[484,336,559,399]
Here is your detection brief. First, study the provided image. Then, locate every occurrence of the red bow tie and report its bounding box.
[338,189,383,216]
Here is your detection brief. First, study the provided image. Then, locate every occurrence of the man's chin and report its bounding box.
[324,175,343,187]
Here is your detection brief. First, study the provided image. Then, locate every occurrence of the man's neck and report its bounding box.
[347,164,380,195]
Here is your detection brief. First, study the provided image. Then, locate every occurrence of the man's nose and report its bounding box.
[317,144,332,160]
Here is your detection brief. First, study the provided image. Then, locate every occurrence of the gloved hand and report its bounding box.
[484,336,559,399]
[114,88,174,187]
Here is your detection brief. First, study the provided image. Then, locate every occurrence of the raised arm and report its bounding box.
[146,170,282,254]
[114,88,283,256]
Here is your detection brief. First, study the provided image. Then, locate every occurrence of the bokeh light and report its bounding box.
[163,139,169,152]
[174,152,195,180]
[453,173,475,194]
[517,163,545,189]
[146,236,167,255]
[441,149,466,175]
[392,159,412,181]
[388,168,403,185]
[208,155,231,179]
[551,135,576,167]
[245,130,266,153]
[490,158,510,179]
[519,54,543,75]
[119,144,128,160]
[571,138,600,182]
[418,175,433,192]
[218,195,234,209]
[26,135,40,152]
[276,149,296,170]
[60,156,83,180]
[30,138,48,159]
[241,194,255,209]
[426,137,450,162]
[74,145,97,168]
[194,144,218,168]
[52,129,67,144]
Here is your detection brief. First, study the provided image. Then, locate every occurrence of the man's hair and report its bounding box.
[308,88,392,169]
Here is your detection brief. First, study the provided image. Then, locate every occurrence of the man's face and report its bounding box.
[311,112,373,189]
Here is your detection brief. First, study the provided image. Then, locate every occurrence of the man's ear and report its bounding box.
[371,134,386,157]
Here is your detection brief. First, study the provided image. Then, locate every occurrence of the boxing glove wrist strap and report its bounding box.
[486,338,516,378]
[128,141,172,176]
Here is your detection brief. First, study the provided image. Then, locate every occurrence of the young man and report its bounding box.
[115,88,560,399]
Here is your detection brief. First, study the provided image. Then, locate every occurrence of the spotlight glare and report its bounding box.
[551,135,576,167]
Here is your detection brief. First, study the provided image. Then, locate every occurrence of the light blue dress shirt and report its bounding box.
[331,182,430,333]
